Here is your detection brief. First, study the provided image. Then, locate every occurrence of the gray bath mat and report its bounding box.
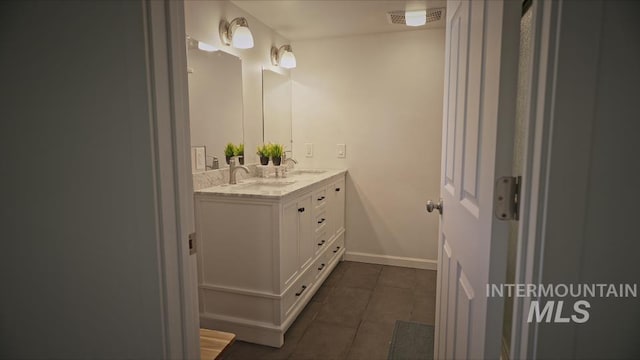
[388,320,434,360]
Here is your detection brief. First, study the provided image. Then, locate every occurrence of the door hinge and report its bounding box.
[188,232,197,255]
[494,176,521,221]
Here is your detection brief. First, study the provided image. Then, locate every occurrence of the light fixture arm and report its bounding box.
[186,35,198,50]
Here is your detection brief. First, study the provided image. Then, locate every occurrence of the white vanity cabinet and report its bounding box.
[194,171,346,347]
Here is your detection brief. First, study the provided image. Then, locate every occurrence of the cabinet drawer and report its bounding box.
[313,253,329,281]
[315,211,327,232]
[283,272,313,317]
[327,233,345,263]
[315,231,328,255]
[314,189,327,209]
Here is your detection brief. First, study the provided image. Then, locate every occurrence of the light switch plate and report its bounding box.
[337,144,346,158]
[305,143,313,157]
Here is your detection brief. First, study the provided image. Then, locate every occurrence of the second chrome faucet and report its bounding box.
[229,156,249,184]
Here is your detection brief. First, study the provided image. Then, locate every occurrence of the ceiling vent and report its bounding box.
[387,8,445,25]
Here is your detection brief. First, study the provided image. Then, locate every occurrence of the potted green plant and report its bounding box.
[256,144,271,166]
[224,142,235,165]
[235,143,245,165]
[271,143,284,166]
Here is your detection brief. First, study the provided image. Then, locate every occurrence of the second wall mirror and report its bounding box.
[262,69,292,152]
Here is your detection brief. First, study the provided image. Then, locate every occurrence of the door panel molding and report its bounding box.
[460,0,486,208]
[444,0,468,194]
[455,271,474,359]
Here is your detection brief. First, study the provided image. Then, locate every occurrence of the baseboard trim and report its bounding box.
[199,246,347,349]
[200,313,284,347]
[344,251,437,270]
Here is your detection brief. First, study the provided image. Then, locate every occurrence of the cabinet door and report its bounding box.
[281,200,300,289]
[324,184,335,242]
[297,194,314,271]
[332,179,345,237]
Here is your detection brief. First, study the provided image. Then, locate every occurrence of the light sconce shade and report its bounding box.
[219,17,254,49]
[271,45,297,69]
[405,10,427,26]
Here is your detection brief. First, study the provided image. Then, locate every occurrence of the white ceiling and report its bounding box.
[231,0,447,41]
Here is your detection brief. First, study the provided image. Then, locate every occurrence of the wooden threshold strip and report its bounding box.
[200,328,236,360]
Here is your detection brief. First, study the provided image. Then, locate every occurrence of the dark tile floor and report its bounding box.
[223,261,437,360]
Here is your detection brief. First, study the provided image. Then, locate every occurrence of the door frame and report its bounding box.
[508,0,562,358]
[144,0,200,358]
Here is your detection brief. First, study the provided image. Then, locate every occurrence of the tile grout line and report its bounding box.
[284,303,322,360]
[343,263,381,359]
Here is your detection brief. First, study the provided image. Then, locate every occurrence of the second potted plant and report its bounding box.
[224,142,235,165]
[271,143,284,166]
[235,143,245,165]
[256,144,271,166]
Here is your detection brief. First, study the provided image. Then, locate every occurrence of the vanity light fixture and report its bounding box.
[219,17,254,49]
[405,10,427,26]
[270,45,297,69]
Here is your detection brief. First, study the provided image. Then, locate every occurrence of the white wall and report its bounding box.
[291,29,445,268]
[0,1,166,358]
[184,0,291,163]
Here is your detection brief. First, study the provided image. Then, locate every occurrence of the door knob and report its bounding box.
[426,199,443,215]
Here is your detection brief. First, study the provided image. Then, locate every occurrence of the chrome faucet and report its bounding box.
[277,153,297,178]
[283,152,297,166]
[229,156,249,184]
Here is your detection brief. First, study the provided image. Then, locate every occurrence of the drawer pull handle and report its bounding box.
[317,218,325,224]
[298,207,305,213]
[318,263,325,271]
[333,246,341,253]
[335,188,341,192]
[317,196,325,201]
[317,240,326,246]
[295,285,307,297]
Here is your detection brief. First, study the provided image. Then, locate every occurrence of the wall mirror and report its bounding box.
[188,37,244,172]
[262,69,292,151]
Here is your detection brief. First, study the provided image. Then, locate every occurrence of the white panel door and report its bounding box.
[433,0,520,359]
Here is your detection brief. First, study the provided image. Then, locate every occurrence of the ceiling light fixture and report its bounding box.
[270,45,297,69]
[405,10,427,26]
[219,17,254,49]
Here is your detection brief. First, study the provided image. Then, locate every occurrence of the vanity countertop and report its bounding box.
[195,169,346,200]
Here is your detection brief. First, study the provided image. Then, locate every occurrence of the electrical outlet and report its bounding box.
[305,143,313,157]
[337,144,346,158]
